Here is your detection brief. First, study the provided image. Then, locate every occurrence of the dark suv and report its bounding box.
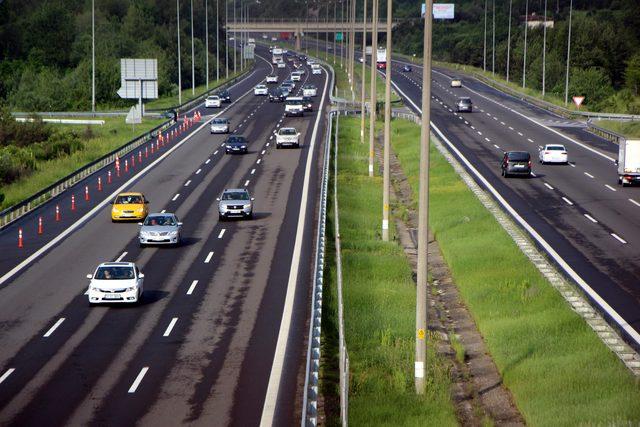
[456,97,473,113]
[224,135,248,154]
[217,89,231,103]
[501,151,532,177]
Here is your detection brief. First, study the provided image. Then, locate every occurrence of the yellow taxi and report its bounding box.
[111,192,149,222]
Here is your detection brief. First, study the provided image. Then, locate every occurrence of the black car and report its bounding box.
[217,89,231,103]
[224,135,248,154]
[302,96,313,112]
[501,151,532,177]
[402,65,412,72]
[269,87,287,102]
[456,97,473,113]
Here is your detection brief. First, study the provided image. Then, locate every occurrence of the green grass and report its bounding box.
[386,118,640,425]
[1,117,164,210]
[321,116,458,426]
[595,120,640,138]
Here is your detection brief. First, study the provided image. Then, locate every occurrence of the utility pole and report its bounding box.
[191,0,195,95]
[522,0,528,88]
[333,0,337,65]
[367,0,378,177]
[492,0,495,77]
[416,0,433,396]
[206,0,210,89]
[483,0,487,72]
[216,0,220,81]
[92,0,95,112]
[325,1,329,61]
[350,0,356,96]
[382,0,392,242]
[506,0,512,82]
[233,0,237,74]
[177,0,182,105]
[240,0,244,71]
[340,0,345,69]
[360,0,367,144]
[564,0,573,106]
[542,0,548,96]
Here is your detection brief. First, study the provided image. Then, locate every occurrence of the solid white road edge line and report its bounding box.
[0,68,264,287]
[43,318,65,338]
[128,367,149,393]
[390,75,640,345]
[0,369,15,385]
[260,61,330,427]
[163,318,178,337]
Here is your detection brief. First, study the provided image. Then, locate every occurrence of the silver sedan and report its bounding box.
[138,213,183,247]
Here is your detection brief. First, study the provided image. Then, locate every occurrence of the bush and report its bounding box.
[568,67,614,107]
[0,145,36,185]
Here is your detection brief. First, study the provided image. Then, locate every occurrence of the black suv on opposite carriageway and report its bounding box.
[224,135,248,154]
[501,151,532,177]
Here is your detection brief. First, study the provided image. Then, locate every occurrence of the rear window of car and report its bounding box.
[280,128,297,135]
[459,98,471,104]
[507,152,530,161]
[95,266,135,280]
[547,146,566,151]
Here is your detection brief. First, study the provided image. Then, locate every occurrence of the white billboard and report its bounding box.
[117,59,158,99]
[422,3,455,19]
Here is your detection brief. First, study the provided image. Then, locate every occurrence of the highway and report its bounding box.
[0,45,330,426]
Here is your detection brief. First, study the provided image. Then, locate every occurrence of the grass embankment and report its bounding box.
[1,117,164,210]
[595,120,640,138]
[321,116,458,425]
[387,118,640,425]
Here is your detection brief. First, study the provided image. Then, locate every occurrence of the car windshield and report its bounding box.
[144,215,176,226]
[222,191,249,201]
[115,195,143,204]
[283,80,293,85]
[287,99,303,105]
[212,118,227,124]
[547,146,566,151]
[95,266,135,280]
[227,136,246,144]
[459,98,471,104]
[508,152,530,161]
[281,128,297,135]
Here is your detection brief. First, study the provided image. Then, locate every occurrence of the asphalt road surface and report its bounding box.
[0,45,330,426]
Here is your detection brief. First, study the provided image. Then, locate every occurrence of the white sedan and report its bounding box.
[87,262,144,305]
[539,144,569,164]
[266,75,278,83]
[275,127,301,148]
[205,95,222,108]
[254,84,268,96]
[450,79,462,88]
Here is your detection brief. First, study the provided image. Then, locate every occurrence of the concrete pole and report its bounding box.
[522,0,528,88]
[350,0,356,95]
[340,0,344,69]
[206,0,210,89]
[542,0,548,96]
[325,1,329,61]
[225,0,229,79]
[382,0,392,242]
[360,0,367,144]
[483,0,487,72]
[191,0,195,95]
[333,0,337,65]
[564,0,573,106]
[240,1,244,71]
[216,0,220,81]
[233,0,237,74]
[91,0,95,113]
[416,0,433,396]
[506,0,512,82]
[177,0,182,105]
[367,0,378,177]
[491,0,495,77]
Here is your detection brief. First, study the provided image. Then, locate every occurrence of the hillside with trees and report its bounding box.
[0,0,230,111]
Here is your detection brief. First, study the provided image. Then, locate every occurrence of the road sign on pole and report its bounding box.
[572,96,585,109]
[335,32,343,41]
[117,59,159,123]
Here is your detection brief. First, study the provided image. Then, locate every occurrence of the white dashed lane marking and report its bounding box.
[213,150,219,155]
[584,172,594,179]
[43,318,65,338]
[244,180,250,187]
[128,367,149,393]
[544,183,554,190]
[195,169,202,175]
[251,169,256,175]
[493,144,500,149]
[163,318,178,337]
[115,252,127,262]
[187,280,198,295]
[184,180,191,187]
[584,214,598,223]
[562,197,574,206]
[257,159,261,164]
[218,229,226,239]
[172,194,180,201]
[630,198,640,207]
[206,158,212,163]
[204,252,214,264]
[160,209,166,213]
[604,184,617,192]
[611,233,627,244]
[0,369,15,385]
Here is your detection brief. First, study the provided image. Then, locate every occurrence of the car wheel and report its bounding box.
[295,143,300,148]
[219,214,225,221]
[247,212,253,220]
[139,242,145,248]
[276,143,281,149]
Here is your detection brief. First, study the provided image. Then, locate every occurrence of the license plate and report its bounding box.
[104,293,120,299]
[514,164,524,168]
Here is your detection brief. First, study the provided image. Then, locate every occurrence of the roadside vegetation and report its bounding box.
[0,112,163,210]
[321,115,458,425]
[385,118,640,425]
[594,120,640,139]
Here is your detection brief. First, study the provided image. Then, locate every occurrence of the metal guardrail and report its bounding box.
[0,66,255,229]
[586,120,625,145]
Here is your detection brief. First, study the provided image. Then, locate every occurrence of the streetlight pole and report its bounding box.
[542,0,548,97]
[177,0,182,105]
[206,0,210,89]
[216,0,220,81]
[333,0,337,65]
[360,0,367,145]
[350,0,356,95]
[91,0,95,113]
[191,0,195,95]
[564,0,573,106]
[325,1,329,61]
[367,0,378,177]
[506,0,512,82]
[483,0,487,72]
[240,0,244,71]
[340,0,344,69]
[491,0,495,77]
[225,0,229,79]
[382,0,392,242]
[416,0,433,396]
[522,0,528,88]
[233,0,237,74]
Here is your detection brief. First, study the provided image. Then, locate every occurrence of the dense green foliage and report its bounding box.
[0,0,230,111]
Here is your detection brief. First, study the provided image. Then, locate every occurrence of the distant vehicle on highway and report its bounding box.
[269,87,287,102]
[451,78,462,88]
[617,139,640,186]
[291,71,302,82]
[271,36,278,41]
[277,62,286,68]
[402,65,412,72]
[224,135,248,154]
[285,96,305,117]
[302,84,317,97]
[456,97,473,113]
[311,63,321,74]
[282,79,295,89]
[210,117,230,134]
[266,74,278,83]
[501,151,532,177]
[111,192,149,222]
[138,213,182,247]
[217,89,231,103]
[87,262,144,305]
[254,84,268,95]
[205,95,222,108]
[276,127,301,148]
[217,188,254,220]
[539,144,569,164]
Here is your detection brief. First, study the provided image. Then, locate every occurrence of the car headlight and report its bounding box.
[169,230,178,236]
[140,231,150,237]
[91,286,100,292]
[125,286,137,292]
[137,207,144,212]
[241,145,247,149]
[112,207,121,213]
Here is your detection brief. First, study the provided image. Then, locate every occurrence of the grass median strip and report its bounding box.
[387,117,640,425]
[321,116,458,425]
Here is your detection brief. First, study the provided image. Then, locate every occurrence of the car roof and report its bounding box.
[506,151,530,156]
[98,262,135,267]
[280,127,297,131]
[545,144,565,148]
[116,192,144,197]
[459,97,472,101]
[223,188,249,193]
[148,212,175,217]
